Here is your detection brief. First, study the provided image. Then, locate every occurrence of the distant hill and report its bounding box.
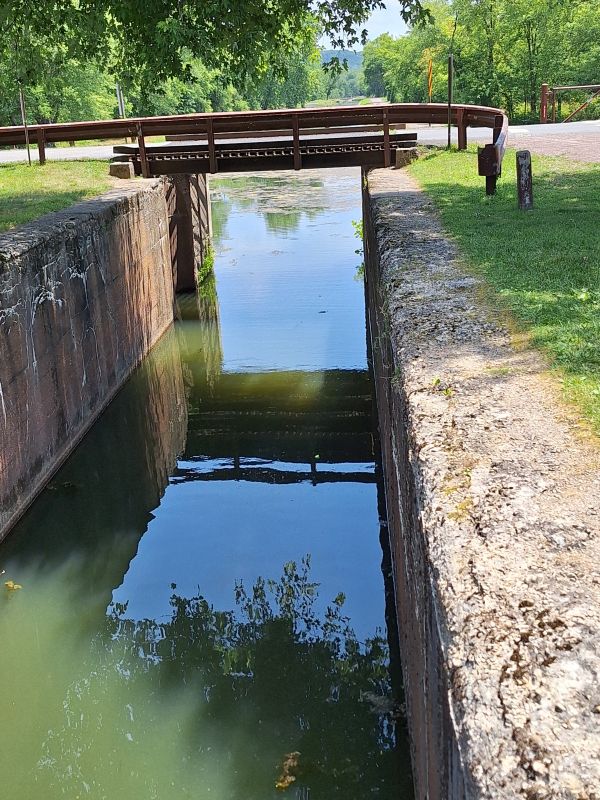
[320,49,363,71]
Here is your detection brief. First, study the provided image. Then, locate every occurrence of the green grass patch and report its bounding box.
[0,160,116,232]
[410,148,600,431]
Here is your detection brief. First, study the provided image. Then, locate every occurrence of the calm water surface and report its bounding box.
[0,169,413,798]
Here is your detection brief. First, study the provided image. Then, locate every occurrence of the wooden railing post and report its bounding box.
[383,108,391,167]
[456,107,467,150]
[37,128,46,165]
[136,122,150,178]
[292,114,301,170]
[207,119,217,174]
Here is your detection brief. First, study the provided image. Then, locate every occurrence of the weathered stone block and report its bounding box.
[109,161,135,179]
[395,147,419,169]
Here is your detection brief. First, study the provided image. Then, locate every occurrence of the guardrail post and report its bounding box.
[516,150,533,210]
[136,122,150,178]
[540,84,549,123]
[292,115,302,170]
[37,129,46,165]
[383,109,391,167]
[207,119,217,174]
[552,90,557,122]
[456,107,467,150]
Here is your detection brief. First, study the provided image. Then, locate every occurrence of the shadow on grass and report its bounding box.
[411,149,600,427]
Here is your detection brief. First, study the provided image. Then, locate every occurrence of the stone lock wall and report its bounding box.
[363,166,600,800]
[0,180,176,542]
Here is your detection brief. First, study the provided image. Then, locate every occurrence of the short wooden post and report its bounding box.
[540,83,549,123]
[37,128,46,165]
[136,122,150,178]
[516,150,533,210]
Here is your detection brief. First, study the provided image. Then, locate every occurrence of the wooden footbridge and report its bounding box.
[0,103,508,193]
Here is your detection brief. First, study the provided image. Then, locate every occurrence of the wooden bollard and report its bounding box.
[516,150,533,211]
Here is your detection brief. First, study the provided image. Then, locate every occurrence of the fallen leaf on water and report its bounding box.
[275,751,301,791]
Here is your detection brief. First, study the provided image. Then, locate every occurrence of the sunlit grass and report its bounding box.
[410,148,600,431]
[0,160,119,232]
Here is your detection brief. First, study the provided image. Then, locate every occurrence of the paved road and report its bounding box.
[1,119,599,164]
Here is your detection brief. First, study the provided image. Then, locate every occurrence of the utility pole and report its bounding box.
[447,13,458,150]
[116,83,126,118]
[447,54,453,150]
[18,82,32,166]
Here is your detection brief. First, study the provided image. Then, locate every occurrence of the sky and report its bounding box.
[320,1,408,49]
[364,1,409,41]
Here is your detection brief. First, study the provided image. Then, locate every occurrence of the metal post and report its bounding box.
[116,82,126,118]
[18,83,31,166]
[516,150,533,211]
[428,58,433,104]
[540,83,548,123]
[447,54,454,150]
[552,90,557,122]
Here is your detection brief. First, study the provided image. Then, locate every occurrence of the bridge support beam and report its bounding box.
[165,174,212,293]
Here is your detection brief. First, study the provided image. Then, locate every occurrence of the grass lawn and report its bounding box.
[410,148,600,431]
[0,160,119,232]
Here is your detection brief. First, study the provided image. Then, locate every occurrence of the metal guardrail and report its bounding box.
[0,103,508,191]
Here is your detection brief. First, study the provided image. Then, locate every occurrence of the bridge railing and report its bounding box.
[540,83,600,124]
[0,103,508,189]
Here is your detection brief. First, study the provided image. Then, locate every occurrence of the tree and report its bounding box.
[0,1,430,92]
[363,34,397,97]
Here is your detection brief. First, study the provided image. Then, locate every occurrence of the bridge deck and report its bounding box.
[113,131,418,174]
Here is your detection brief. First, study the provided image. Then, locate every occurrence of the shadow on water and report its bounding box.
[0,170,414,798]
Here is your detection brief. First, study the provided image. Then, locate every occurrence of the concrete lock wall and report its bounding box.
[0,175,209,543]
[363,166,600,800]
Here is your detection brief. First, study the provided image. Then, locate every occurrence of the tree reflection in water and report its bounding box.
[40,557,410,798]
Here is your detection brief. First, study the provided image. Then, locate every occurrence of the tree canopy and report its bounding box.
[0,0,429,88]
[362,0,600,120]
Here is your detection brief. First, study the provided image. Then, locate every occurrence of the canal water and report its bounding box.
[0,169,413,798]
